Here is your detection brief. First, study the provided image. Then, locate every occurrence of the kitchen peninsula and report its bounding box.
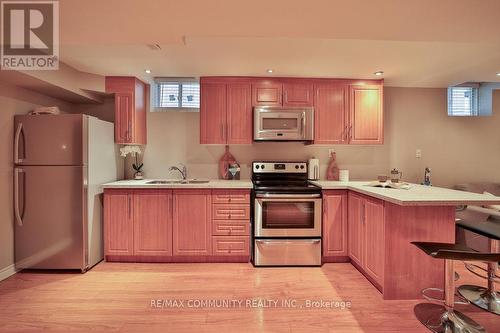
[102,179,500,300]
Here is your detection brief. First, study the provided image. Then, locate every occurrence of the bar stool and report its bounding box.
[456,219,500,315]
[411,242,500,333]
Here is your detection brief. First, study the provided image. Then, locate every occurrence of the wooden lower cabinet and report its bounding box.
[172,189,212,256]
[104,188,250,262]
[104,189,172,258]
[133,191,172,256]
[347,192,385,289]
[104,190,134,256]
[363,197,385,286]
[322,190,348,262]
[211,190,251,261]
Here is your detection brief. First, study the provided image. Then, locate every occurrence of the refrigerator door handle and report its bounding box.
[14,122,24,163]
[14,168,24,226]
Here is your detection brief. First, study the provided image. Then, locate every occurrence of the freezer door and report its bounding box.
[14,165,87,270]
[14,114,87,166]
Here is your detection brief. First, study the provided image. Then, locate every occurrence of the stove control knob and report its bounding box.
[255,165,260,169]
[261,164,265,169]
[295,165,299,169]
[300,165,305,169]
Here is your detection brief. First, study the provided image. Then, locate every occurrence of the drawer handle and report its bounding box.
[256,240,320,245]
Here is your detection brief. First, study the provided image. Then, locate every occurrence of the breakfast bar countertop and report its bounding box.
[101,179,253,189]
[311,181,500,206]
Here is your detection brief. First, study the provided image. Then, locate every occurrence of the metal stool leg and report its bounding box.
[458,239,500,315]
[415,259,486,333]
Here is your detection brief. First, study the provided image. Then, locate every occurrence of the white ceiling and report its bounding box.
[59,0,500,87]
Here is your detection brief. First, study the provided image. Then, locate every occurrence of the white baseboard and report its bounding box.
[0,264,18,282]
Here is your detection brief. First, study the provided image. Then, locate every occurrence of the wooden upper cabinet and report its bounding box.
[349,85,383,144]
[252,81,282,106]
[363,197,385,286]
[322,191,348,258]
[104,191,134,256]
[115,92,133,144]
[133,191,173,256]
[283,82,313,107]
[200,82,227,144]
[314,84,348,144]
[347,192,364,267]
[199,77,383,145]
[105,76,148,145]
[227,83,252,144]
[172,190,212,256]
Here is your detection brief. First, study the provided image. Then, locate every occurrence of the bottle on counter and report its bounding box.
[326,151,340,181]
[219,145,237,180]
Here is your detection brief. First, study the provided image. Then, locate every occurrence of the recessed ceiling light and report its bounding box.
[267,69,274,73]
[374,71,384,76]
[145,69,152,74]
[496,72,500,76]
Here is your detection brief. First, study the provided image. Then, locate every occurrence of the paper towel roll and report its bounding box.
[308,158,320,180]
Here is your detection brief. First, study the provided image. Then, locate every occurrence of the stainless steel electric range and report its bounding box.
[251,161,322,266]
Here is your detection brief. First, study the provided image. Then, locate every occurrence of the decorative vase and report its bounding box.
[219,146,237,180]
[134,171,144,180]
[326,152,340,181]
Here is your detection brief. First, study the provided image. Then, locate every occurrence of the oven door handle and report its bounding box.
[256,193,321,199]
[256,240,321,245]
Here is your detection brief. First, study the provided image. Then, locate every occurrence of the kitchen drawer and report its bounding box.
[212,220,250,236]
[212,204,250,220]
[212,190,250,204]
[212,236,250,256]
[254,239,321,266]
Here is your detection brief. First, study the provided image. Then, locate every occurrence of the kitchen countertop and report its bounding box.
[101,179,253,189]
[311,181,500,206]
[102,179,500,206]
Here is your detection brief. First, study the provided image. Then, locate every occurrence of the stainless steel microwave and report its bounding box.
[253,107,314,141]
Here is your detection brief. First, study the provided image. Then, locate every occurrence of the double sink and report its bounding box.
[146,179,210,185]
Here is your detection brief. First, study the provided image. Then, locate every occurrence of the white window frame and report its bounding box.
[447,85,479,117]
[153,77,200,112]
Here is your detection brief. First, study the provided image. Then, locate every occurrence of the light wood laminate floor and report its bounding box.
[0,262,498,333]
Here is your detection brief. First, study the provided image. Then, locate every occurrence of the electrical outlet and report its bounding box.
[416,149,422,158]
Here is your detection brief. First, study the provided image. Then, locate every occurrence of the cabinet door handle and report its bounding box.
[128,195,132,219]
[349,125,353,140]
[361,203,365,224]
[323,198,327,217]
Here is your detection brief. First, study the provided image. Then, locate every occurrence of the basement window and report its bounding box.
[154,78,200,111]
[447,86,479,116]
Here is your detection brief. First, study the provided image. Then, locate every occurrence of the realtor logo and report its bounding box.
[1,0,59,70]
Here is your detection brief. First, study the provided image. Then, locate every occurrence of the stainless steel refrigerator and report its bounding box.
[13,114,122,272]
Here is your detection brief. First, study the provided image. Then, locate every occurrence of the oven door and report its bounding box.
[254,194,322,237]
[254,108,308,141]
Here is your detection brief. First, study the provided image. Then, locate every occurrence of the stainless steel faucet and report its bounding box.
[169,163,187,180]
[423,167,432,186]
